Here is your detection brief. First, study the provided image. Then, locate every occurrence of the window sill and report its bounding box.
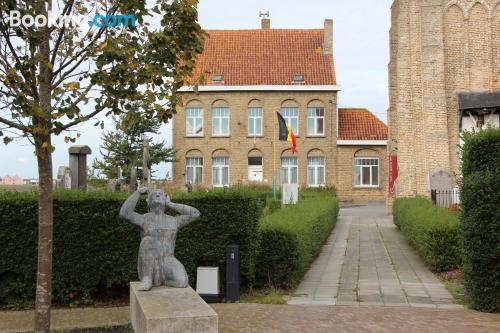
[247,135,264,138]
[354,185,381,189]
[211,135,230,138]
[185,135,204,138]
[306,135,326,138]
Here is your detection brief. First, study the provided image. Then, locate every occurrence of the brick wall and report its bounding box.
[335,146,388,202]
[172,90,387,201]
[173,91,338,189]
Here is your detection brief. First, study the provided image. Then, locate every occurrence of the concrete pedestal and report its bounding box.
[130,282,218,333]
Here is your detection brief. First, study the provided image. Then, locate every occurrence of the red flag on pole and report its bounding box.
[389,154,398,195]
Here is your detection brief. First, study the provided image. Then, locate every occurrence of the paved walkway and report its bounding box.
[290,202,457,308]
[2,305,499,333]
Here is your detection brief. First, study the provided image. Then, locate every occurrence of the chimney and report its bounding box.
[260,10,270,29]
[323,19,333,55]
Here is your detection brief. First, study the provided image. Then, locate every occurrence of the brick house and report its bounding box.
[0,174,23,185]
[388,0,500,206]
[173,18,388,201]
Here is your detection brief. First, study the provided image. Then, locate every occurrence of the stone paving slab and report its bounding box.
[290,202,457,307]
[1,302,499,333]
[213,304,500,333]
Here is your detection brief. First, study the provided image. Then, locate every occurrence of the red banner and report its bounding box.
[389,154,398,195]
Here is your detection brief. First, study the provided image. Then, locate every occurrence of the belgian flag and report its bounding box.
[277,112,297,155]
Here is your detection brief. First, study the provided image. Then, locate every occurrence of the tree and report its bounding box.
[92,113,175,181]
[0,1,205,331]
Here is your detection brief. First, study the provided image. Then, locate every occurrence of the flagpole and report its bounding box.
[273,111,277,201]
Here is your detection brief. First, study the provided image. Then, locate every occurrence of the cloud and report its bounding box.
[16,157,29,165]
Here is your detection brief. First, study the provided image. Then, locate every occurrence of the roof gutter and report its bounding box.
[179,85,342,92]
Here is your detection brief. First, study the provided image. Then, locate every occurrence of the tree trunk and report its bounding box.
[33,138,54,333]
[33,0,53,331]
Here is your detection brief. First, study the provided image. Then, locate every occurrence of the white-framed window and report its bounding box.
[308,156,325,187]
[212,107,230,136]
[307,107,325,136]
[186,107,203,137]
[355,157,379,187]
[248,107,263,136]
[212,157,229,187]
[280,107,299,135]
[281,156,298,185]
[186,157,203,185]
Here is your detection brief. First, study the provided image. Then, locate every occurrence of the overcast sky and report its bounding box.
[0,0,393,179]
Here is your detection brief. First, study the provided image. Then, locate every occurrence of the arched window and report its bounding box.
[212,100,230,136]
[307,100,325,136]
[185,100,203,137]
[212,149,230,187]
[307,149,325,187]
[185,150,203,185]
[248,100,263,136]
[354,149,379,187]
[281,149,298,185]
[280,100,299,135]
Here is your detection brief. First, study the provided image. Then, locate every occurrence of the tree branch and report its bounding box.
[0,115,29,132]
[53,108,101,134]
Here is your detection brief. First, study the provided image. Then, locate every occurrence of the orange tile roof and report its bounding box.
[190,29,336,86]
[338,108,388,141]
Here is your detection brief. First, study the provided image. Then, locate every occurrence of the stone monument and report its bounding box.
[120,188,218,333]
[56,166,71,190]
[428,170,453,191]
[68,145,92,191]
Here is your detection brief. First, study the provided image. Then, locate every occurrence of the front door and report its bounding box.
[248,157,263,182]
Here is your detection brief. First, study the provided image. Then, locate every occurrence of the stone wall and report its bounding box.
[388,0,500,203]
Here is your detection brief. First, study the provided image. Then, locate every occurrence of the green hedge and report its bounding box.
[0,189,265,307]
[460,129,500,312]
[257,191,339,287]
[393,197,460,272]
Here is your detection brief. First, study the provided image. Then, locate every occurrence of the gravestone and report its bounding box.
[428,170,453,191]
[69,145,92,191]
[56,166,71,190]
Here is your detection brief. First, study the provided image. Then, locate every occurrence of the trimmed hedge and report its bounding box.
[0,189,265,307]
[257,191,339,287]
[393,197,460,272]
[460,128,500,312]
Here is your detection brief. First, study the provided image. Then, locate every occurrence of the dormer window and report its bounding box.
[293,73,304,83]
[213,74,223,82]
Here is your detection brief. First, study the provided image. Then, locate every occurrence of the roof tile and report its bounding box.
[190,29,336,86]
[338,108,388,141]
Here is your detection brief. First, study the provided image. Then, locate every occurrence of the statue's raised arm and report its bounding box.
[167,201,201,229]
[119,188,146,228]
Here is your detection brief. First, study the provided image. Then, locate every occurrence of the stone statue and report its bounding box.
[119,188,201,291]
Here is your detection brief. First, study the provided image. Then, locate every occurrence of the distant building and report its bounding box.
[0,174,23,185]
[24,178,39,186]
